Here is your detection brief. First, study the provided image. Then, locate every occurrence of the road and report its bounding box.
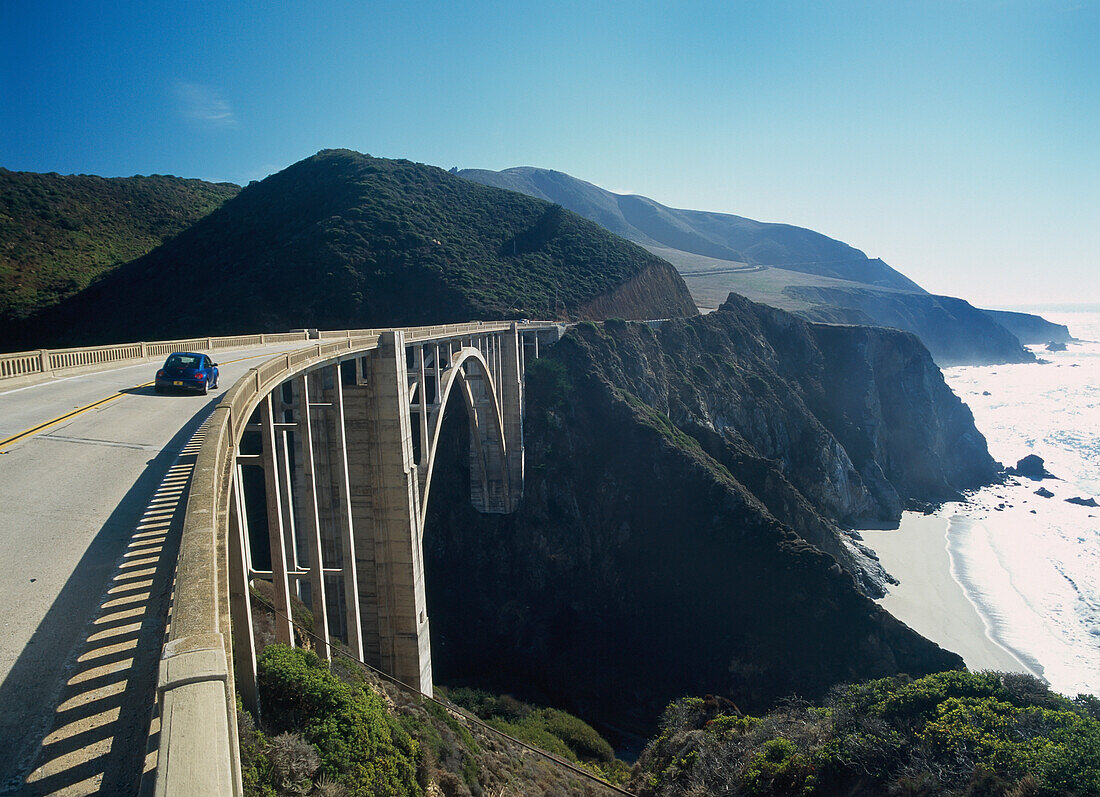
[0,344,309,795]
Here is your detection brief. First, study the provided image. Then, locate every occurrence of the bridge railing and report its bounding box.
[0,331,319,386]
[156,320,559,796]
[0,323,522,387]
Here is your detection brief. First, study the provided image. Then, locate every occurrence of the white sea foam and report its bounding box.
[937,308,1100,697]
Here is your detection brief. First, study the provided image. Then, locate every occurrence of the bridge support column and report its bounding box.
[501,324,525,510]
[348,331,433,695]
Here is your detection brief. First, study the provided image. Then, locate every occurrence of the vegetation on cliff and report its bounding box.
[629,670,1100,796]
[0,168,238,322]
[5,150,695,349]
[242,593,626,796]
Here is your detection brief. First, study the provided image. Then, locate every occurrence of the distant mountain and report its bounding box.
[0,168,239,322]
[5,151,696,348]
[458,166,1044,366]
[981,309,1073,344]
[458,166,924,292]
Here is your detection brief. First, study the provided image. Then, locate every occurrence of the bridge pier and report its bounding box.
[350,330,433,694]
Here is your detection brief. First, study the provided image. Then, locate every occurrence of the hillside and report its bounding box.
[458,166,923,291]
[423,297,992,738]
[5,151,695,349]
[458,166,1048,366]
[0,168,238,322]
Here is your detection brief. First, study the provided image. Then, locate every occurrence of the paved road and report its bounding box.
[0,344,309,795]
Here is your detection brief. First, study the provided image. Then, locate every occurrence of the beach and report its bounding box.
[862,514,1028,674]
[863,308,1100,696]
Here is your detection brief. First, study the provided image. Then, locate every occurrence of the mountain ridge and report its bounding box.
[3,151,696,349]
[458,166,1050,366]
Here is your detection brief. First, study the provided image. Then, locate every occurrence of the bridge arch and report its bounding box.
[412,346,509,530]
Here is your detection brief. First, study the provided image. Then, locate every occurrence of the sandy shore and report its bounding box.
[861,513,1029,673]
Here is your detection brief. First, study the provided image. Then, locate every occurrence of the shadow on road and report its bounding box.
[0,413,213,796]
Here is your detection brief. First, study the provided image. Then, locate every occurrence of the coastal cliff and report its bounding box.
[424,295,985,737]
[786,285,1035,366]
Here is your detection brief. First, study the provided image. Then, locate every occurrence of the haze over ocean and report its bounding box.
[938,307,1100,696]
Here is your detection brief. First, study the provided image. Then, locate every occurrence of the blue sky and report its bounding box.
[2,0,1096,306]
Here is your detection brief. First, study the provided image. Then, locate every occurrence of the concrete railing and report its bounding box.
[0,331,319,388]
[156,320,558,796]
[0,324,521,388]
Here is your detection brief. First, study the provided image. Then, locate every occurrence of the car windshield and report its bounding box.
[165,354,201,368]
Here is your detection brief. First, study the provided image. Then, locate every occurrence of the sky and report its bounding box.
[2,0,1096,307]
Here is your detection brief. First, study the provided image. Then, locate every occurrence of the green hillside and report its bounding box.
[7,150,696,348]
[0,168,238,322]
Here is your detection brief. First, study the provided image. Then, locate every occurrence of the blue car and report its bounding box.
[155,352,219,394]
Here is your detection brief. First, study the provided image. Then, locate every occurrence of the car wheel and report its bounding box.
[155,385,165,394]
[200,378,209,396]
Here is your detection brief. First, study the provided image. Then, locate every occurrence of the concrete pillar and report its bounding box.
[260,395,295,646]
[228,471,258,715]
[295,375,331,658]
[330,365,365,662]
[358,331,433,695]
[501,325,525,510]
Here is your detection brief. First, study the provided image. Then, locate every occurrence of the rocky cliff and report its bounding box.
[787,285,1036,366]
[981,308,1074,344]
[423,295,987,739]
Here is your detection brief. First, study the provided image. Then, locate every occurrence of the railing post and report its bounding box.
[38,350,52,375]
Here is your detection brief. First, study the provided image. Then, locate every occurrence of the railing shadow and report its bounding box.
[0,416,211,796]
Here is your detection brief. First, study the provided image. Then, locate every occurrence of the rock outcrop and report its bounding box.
[982,308,1074,344]
[423,294,983,738]
[786,286,1035,366]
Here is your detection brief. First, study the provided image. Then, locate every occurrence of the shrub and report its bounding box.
[742,737,816,795]
[257,645,421,796]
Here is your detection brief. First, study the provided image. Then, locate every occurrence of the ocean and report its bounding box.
[936,306,1100,697]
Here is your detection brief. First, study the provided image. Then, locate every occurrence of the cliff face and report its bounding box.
[981,308,1073,344]
[787,285,1035,366]
[423,296,986,738]
[574,259,697,320]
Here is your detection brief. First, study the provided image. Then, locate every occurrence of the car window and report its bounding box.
[166,354,201,367]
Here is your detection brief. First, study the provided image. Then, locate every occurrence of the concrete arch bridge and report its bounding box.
[158,321,561,795]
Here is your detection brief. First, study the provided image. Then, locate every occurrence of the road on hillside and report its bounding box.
[0,344,311,795]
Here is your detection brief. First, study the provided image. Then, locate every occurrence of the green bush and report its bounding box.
[257,645,421,796]
[629,671,1100,796]
[742,737,817,795]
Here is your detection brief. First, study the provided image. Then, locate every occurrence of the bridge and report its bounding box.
[0,321,562,795]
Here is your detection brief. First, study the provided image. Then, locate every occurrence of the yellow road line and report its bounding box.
[0,349,292,452]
